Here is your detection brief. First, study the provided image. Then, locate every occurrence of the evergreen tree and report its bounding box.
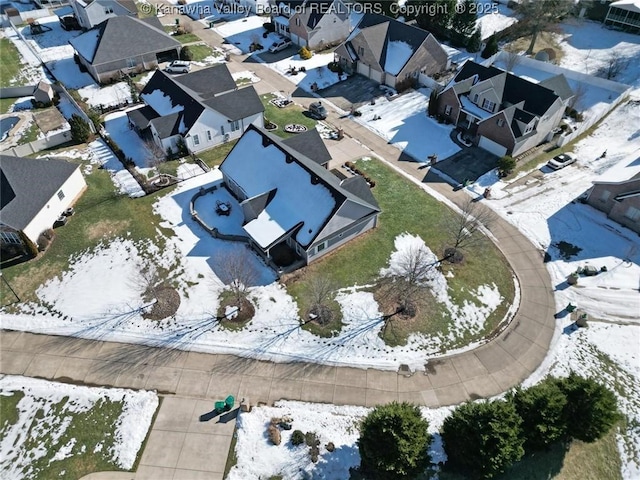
[442,400,524,479]
[358,402,431,479]
[555,373,620,443]
[510,380,568,451]
[467,28,482,53]
[415,0,456,39]
[451,0,478,47]
[69,114,91,143]
[428,88,439,117]
[481,35,498,59]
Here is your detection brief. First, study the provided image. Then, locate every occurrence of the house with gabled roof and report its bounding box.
[586,155,640,234]
[0,155,87,254]
[334,13,448,90]
[69,0,138,30]
[271,0,351,50]
[219,125,380,270]
[128,64,264,155]
[436,60,573,157]
[69,16,181,84]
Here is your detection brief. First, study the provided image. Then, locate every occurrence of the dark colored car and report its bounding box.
[308,101,327,120]
[59,15,81,31]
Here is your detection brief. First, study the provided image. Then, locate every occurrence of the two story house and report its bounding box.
[436,60,574,157]
[333,13,448,91]
[128,64,264,155]
[271,0,350,50]
[69,0,138,30]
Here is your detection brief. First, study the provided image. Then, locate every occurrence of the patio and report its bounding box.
[193,183,247,238]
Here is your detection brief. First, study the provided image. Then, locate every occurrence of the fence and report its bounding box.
[0,86,36,99]
[11,8,51,22]
[417,73,444,92]
[3,129,72,157]
[51,84,97,134]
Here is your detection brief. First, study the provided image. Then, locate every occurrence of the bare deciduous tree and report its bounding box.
[444,198,497,262]
[144,137,166,170]
[568,81,587,111]
[378,244,438,319]
[305,276,337,325]
[516,0,573,55]
[505,50,523,72]
[215,248,260,310]
[599,51,628,80]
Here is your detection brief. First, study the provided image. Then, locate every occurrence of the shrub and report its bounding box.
[498,155,516,175]
[327,61,343,74]
[467,28,482,53]
[481,35,498,59]
[268,424,281,445]
[69,114,91,143]
[554,372,620,443]
[325,442,335,452]
[291,430,305,446]
[510,379,568,451]
[427,89,439,117]
[299,46,312,60]
[442,399,524,479]
[180,46,193,61]
[358,402,431,480]
[263,22,275,33]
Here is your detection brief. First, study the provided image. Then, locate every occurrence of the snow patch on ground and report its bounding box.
[78,83,133,108]
[0,375,158,476]
[267,52,342,92]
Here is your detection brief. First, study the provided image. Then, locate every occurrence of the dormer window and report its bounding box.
[524,123,534,133]
[105,7,113,13]
[482,99,496,112]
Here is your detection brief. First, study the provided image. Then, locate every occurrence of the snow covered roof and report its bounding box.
[139,66,262,137]
[593,155,640,185]
[220,126,379,249]
[384,40,413,76]
[609,0,640,14]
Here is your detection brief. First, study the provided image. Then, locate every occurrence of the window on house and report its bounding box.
[193,134,200,146]
[473,93,478,103]
[624,206,640,221]
[444,105,452,116]
[126,58,136,68]
[57,190,65,200]
[482,99,496,112]
[497,118,505,127]
[230,120,240,131]
[0,231,21,244]
[524,123,534,133]
[358,46,364,56]
[600,190,611,202]
[206,130,212,141]
[104,7,113,14]
[317,242,326,253]
[220,125,225,135]
[296,17,300,26]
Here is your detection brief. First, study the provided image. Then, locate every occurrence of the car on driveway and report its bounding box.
[547,153,576,170]
[269,38,292,53]
[165,60,191,74]
[308,101,327,120]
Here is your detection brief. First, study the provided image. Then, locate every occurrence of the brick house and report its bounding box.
[436,60,574,157]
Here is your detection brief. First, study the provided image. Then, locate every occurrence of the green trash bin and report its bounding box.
[214,400,226,413]
[225,395,235,410]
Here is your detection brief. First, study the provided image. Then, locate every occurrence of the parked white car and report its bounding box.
[547,153,577,170]
[165,60,191,74]
[269,38,292,53]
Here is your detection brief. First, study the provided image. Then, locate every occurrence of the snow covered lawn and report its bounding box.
[476,0,517,39]
[104,108,155,171]
[77,82,133,109]
[213,15,278,55]
[354,88,461,162]
[267,51,343,93]
[0,375,158,479]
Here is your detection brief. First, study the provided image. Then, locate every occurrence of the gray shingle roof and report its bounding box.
[126,105,159,130]
[539,74,574,102]
[0,155,80,231]
[150,112,183,138]
[202,86,263,121]
[282,128,331,166]
[72,16,180,64]
[173,64,236,99]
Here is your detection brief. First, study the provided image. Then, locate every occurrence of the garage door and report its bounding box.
[369,68,383,83]
[479,136,508,157]
[357,62,369,77]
